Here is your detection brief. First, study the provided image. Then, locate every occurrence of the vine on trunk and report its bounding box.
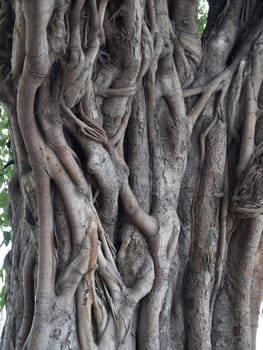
[0,0,263,349]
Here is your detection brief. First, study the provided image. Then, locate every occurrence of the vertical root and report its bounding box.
[17,248,35,349]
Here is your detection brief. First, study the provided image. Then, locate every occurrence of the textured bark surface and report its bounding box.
[0,0,263,349]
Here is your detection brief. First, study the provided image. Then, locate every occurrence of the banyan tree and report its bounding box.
[0,0,263,349]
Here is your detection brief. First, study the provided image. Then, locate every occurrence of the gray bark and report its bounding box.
[0,0,263,349]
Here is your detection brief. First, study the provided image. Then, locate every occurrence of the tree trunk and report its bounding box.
[0,0,263,349]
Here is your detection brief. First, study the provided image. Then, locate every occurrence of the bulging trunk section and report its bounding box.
[0,0,263,349]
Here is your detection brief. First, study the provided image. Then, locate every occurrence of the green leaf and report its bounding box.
[198,0,209,37]
[0,106,13,249]
[3,231,11,245]
[0,268,6,311]
[0,105,13,311]
[0,284,6,310]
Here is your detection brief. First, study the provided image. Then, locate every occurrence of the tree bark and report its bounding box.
[0,0,263,349]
